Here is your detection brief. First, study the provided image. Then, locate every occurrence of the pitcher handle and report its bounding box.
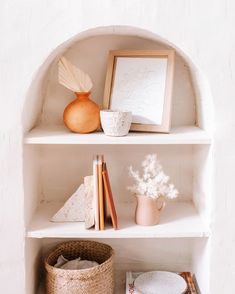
[157,196,165,211]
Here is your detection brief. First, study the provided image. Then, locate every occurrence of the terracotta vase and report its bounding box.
[135,195,165,226]
[63,92,100,133]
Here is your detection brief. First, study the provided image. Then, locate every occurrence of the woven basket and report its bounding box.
[45,240,114,294]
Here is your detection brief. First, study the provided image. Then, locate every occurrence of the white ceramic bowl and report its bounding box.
[100,110,132,137]
[134,271,187,294]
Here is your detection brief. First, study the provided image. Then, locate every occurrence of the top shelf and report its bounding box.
[24,125,211,145]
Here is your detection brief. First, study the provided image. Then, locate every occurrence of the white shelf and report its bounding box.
[27,201,210,239]
[24,125,211,145]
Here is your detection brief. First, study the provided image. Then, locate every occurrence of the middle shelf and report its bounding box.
[27,201,210,239]
[24,125,211,145]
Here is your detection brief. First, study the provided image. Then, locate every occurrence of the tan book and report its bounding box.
[93,155,100,230]
[102,161,108,220]
[102,163,118,230]
[98,155,105,230]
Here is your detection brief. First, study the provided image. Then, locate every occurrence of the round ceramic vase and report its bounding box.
[100,110,132,136]
[63,92,100,134]
[135,195,165,226]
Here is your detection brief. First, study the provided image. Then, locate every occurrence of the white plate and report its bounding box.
[134,271,187,294]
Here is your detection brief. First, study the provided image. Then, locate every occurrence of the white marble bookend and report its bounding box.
[84,175,95,229]
[51,184,85,222]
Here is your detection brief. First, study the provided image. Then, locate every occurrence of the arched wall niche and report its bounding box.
[22,25,213,133]
[23,26,213,294]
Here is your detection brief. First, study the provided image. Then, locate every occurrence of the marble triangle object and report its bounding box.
[84,175,95,229]
[51,184,85,222]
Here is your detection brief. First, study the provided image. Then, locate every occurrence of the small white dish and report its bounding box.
[134,271,187,294]
[100,110,132,137]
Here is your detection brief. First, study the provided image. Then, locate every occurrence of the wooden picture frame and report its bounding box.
[103,50,175,133]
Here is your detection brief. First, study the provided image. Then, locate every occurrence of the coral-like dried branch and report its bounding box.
[127,154,178,199]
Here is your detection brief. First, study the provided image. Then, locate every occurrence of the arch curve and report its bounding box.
[23,25,213,132]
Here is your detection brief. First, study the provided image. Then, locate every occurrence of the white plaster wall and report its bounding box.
[1,1,235,293]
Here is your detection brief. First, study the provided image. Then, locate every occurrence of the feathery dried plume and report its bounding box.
[58,56,93,92]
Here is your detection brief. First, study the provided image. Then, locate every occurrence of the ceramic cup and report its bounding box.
[100,110,132,136]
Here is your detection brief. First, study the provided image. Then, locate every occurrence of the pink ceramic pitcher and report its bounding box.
[135,195,165,226]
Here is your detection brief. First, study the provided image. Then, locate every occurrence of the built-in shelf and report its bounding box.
[24,125,211,145]
[27,201,210,239]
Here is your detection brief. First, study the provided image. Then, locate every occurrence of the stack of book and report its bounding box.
[93,155,118,230]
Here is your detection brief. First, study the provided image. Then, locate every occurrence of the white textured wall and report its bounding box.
[1,1,235,293]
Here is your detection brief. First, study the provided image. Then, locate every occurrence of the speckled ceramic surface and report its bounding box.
[100,110,132,136]
[134,271,187,294]
[51,184,85,222]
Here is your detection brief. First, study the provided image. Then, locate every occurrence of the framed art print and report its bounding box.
[103,50,175,133]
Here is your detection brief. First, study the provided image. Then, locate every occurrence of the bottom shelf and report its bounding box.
[38,271,200,294]
[27,201,210,239]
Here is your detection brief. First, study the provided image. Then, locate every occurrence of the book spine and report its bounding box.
[93,155,100,230]
[102,161,108,220]
[186,273,197,293]
[102,163,118,230]
[180,272,198,294]
[125,272,135,294]
[98,155,105,230]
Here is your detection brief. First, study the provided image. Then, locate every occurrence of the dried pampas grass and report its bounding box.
[58,56,93,92]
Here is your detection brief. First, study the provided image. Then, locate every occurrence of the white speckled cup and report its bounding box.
[100,110,132,136]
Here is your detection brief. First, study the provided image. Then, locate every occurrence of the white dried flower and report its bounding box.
[127,154,178,199]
